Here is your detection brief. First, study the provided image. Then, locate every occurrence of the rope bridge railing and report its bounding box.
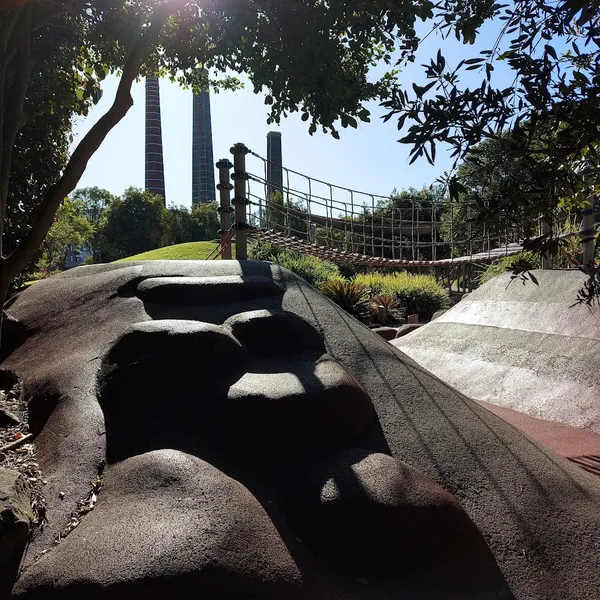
[213,143,595,270]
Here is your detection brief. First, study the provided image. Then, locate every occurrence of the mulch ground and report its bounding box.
[0,379,46,523]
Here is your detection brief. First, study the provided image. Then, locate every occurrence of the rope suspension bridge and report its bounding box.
[210,143,596,287]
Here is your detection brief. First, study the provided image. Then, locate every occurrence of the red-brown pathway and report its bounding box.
[477,400,600,479]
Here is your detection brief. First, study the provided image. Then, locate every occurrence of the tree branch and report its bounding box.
[1,2,187,284]
[0,3,33,257]
[31,0,93,32]
[32,8,66,32]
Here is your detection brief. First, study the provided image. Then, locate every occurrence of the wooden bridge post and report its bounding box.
[581,201,596,267]
[231,143,249,261]
[541,217,553,269]
[216,159,233,260]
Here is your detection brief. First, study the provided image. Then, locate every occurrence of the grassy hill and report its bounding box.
[115,241,236,262]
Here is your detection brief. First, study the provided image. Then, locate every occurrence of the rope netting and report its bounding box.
[206,229,234,260]
[215,145,589,269]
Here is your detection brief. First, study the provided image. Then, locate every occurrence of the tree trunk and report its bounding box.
[0,0,190,350]
[0,5,24,259]
[0,3,179,289]
[0,4,33,255]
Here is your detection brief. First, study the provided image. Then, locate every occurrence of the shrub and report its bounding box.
[248,240,283,262]
[249,241,340,287]
[477,251,539,285]
[321,279,371,322]
[336,261,360,280]
[554,216,600,268]
[371,293,404,325]
[371,293,399,310]
[353,271,450,320]
[27,267,62,281]
[352,271,388,295]
[277,253,340,287]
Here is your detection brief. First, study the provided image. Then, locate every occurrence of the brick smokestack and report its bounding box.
[145,75,166,204]
[192,69,215,205]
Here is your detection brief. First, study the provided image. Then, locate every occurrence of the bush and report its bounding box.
[248,240,283,262]
[371,293,404,325]
[277,254,340,287]
[26,267,62,281]
[477,251,540,285]
[249,241,340,287]
[321,279,371,322]
[353,271,449,320]
[352,271,388,295]
[248,242,448,321]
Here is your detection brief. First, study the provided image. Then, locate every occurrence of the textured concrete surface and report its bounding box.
[393,269,600,433]
[12,450,303,600]
[285,449,502,595]
[395,323,423,338]
[2,262,600,599]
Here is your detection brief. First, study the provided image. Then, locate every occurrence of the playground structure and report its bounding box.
[212,143,597,287]
[394,269,600,437]
[6,260,600,600]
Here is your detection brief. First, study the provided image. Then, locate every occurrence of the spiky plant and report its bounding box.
[320,279,371,322]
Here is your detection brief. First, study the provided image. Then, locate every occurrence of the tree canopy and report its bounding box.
[94,187,167,262]
[383,0,599,175]
[27,186,221,267]
[380,0,599,300]
[2,0,598,307]
[72,187,117,227]
[0,0,432,305]
[39,198,93,269]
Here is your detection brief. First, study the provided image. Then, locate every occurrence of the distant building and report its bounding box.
[145,75,166,204]
[266,131,283,197]
[192,70,215,205]
[64,244,93,269]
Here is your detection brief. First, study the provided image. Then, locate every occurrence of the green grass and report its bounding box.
[114,241,236,262]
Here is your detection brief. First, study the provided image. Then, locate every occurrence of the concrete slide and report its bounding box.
[393,269,600,434]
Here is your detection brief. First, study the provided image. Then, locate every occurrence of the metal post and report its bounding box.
[541,216,552,269]
[230,143,249,260]
[581,201,595,267]
[467,205,473,259]
[216,159,233,260]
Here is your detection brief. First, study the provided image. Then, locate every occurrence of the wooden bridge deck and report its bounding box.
[251,228,523,267]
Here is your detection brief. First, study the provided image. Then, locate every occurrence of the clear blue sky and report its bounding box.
[72,21,514,208]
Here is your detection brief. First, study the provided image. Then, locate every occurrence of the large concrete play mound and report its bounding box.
[393,269,600,434]
[2,262,600,599]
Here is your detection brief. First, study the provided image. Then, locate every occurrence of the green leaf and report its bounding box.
[544,45,557,60]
